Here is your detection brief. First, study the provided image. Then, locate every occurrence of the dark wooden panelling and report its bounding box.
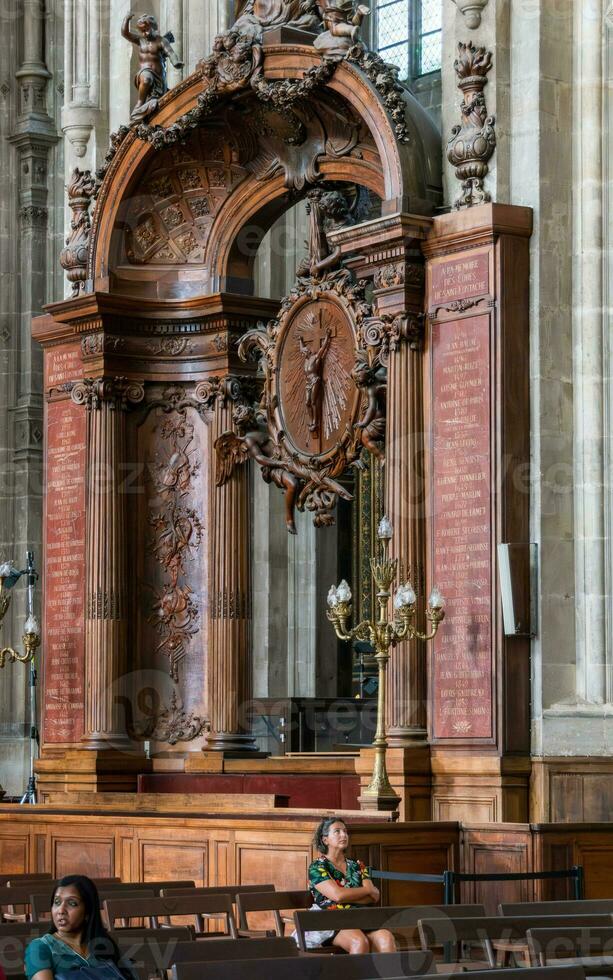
[0,836,29,875]
[53,836,114,878]
[140,841,207,887]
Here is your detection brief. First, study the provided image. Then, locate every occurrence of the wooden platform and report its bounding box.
[2,805,613,913]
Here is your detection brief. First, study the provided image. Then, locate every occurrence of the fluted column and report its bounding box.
[385,316,428,744]
[72,378,144,749]
[206,386,257,752]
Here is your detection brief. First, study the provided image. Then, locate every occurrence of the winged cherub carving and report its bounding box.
[122,13,184,122]
[352,354,386,461]
[314,0,370,57]
[215,404,301,534]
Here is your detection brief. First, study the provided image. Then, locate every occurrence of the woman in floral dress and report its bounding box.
[307,816,397,954]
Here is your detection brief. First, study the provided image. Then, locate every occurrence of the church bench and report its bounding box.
[0,876,52,887]
[418,915,613,969]
[235,889,312,936]
[501,902,613,917]
[0,881,124,922]
[30,888,156,925]
[293,905,487,953]
[117,936,299,980]
[171,950,434,980]
[160,884,275,899]
[105,894,238,937]
[527,925,613,974]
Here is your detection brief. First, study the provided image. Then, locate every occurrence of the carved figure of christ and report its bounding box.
[299,311,336,436]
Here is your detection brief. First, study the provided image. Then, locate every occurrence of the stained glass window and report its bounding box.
[375,0,442,79]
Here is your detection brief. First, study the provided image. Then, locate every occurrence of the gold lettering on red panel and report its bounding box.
[431,315,492,739]
[43,345,86,743]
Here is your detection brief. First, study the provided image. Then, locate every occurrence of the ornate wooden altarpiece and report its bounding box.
[33,5,533,821]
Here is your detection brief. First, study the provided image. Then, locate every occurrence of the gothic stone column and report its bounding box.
[205,384,257,753]
[72,377,144,749]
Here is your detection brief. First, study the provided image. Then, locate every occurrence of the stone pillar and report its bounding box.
[71,377,144,749]
[206,385,257,753]
[572,0,606,707]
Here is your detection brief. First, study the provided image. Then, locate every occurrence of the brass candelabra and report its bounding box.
[0,553,41,804]
[326,518,445,812]
[0,557,40,668]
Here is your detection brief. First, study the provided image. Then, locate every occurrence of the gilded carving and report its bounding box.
[59,169,95,297]
[447,42,496,209]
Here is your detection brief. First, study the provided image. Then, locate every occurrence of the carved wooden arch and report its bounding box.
[205,160,384,292]
[89,44,441,291]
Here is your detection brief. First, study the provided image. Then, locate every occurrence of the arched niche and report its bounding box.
[92,44,442,300]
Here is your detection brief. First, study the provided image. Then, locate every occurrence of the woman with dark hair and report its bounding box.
[25,875,124,980]
[306,816,397,954]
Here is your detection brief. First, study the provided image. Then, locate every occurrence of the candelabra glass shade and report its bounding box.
[0,561,18,580]
[24,615,40,638]
[336,579,352,603]
[327,585,339,608]
[377,516,393,540]
[428,586,445,610]
[393,582,417,610]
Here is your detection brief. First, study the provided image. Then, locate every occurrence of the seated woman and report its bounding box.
[308,816,397,954]
[25,875,125,980]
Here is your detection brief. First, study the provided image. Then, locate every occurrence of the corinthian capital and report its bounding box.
[71,377,145,410]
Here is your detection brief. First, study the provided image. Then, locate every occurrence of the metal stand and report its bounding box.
[19,659,38,804]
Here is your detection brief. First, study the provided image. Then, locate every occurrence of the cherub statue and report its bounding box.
[314,0,370,57]
[122,13,184,122]
[215,404,301,533]
[352,354,386,461]
[198,28,263,95]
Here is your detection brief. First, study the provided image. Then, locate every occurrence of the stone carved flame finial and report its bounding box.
[447,42,496,209]
[59,168,96,298]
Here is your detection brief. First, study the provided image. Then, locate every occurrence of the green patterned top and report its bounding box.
[308,856,371,910]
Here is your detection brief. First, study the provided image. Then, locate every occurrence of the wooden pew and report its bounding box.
[31,888,156,925]
[236,889,312,937]
[118,936,299,980]
[0,881,124,923]
[418,914,613,969]
[293,905,487,953]
[501,901,613,916]
[527,925,613,975]
[172,950,434,980]
[0,876,52,887]
[160,885,275,899]
[105,895,238,937]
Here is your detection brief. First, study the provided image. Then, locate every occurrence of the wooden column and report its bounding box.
[72,377,144,750]
[206,383,257,753]
[333,214,433,818]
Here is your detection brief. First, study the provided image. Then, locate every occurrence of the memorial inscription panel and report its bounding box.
[43,347,87,744]
[430,251,489,309]
[430,314,493,740]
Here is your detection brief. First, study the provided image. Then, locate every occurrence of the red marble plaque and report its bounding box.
[430,251,489,310]
[431,314,493,740]
[43,347,86,744]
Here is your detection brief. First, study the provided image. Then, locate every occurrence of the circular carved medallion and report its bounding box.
[277,295,359,458]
